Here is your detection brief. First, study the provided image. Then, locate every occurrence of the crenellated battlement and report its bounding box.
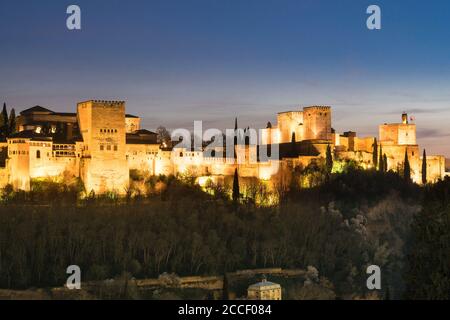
[303,106,331,111]
[79,100,125,106]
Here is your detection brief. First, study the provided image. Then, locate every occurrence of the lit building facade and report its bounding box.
[0,101,445,194]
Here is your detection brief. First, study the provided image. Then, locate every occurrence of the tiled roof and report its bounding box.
[20,106,54,115]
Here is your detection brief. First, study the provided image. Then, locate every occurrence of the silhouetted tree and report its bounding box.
[383,154,388,172]
[372,138,378,169]
[379,145,384,172]
[1,103,8,137]
[291,132,296,157]
[156,126,171,145]
[422,149,427,185]
[232,168,240,203]
[404,150,411,182]
[406,180,450,299]
[326,144,333,174]
[8,108,16,136]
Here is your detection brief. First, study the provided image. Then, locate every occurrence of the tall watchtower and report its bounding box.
[77,100,129,194]
[303,106,332,140]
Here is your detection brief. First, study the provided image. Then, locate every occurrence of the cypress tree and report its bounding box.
[378,145,384,172]
[8,108,16,136]
[232,168,240,203]
[383,154,388,172]
[326,144,333,174]
[372,138,378,169]
[404,149,411,182]
[291,132,296,157]
[1,103,8,137]
[422,149,427,185]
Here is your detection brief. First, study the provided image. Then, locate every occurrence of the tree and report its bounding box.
[326,144,333,174]
[291,132,296,157]
[403,150,411,182]
[156,126,171,145]
[383,154,388,172]
[372,138,378,169]
[1,103,8,137]
[422,149,427,185]
[232,168,240,203]
[8,108,16,136]
[378,145,384,172]
[405,180,450,299]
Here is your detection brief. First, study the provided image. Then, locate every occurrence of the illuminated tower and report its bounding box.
[77,100,129,194]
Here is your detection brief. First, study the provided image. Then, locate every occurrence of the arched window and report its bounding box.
[36,150,41,159]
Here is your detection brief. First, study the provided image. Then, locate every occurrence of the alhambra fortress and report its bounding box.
[0,100,447,194]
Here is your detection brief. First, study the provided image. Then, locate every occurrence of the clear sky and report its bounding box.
[1,0,450,156]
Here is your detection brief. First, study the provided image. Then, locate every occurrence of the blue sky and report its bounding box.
[1,0,450,156]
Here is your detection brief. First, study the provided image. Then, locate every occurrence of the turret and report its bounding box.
[402,112,408,124]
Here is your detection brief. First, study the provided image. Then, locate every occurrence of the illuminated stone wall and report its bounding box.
[77,100,129,194]
[276,111,304,143]
[6,138,30,191]
[28,142,79,179]
[379,123,416,146]
[125,116,141,133]
[126,143,159,173]
[303,106,332,140]
[423,155,445,183]
[1,104,446,193]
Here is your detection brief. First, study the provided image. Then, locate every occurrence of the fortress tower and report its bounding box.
[77,100,129,194]
[303,106,332,141]
[276,111,304,143]
[7,136,31,191]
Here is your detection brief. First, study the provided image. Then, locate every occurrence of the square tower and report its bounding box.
[303,106,332,141]
[77,100,129,194]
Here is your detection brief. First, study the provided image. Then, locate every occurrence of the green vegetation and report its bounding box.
[0,166,448,300]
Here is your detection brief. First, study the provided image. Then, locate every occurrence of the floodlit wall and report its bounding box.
[77,100,129,194]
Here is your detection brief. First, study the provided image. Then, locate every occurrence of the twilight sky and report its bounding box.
[1,0,450,156]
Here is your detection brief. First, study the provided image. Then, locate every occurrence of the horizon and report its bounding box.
[1,0,450,157]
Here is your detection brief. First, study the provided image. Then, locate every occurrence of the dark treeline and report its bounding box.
[0,169,448,299]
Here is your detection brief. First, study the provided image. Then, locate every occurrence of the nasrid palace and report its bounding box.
[1,100,447,194]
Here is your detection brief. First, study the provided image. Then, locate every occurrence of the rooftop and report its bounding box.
[20,106,54,115]
[248,279,281,290]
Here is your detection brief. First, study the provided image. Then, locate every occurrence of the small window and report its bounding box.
[100,145,104,151]
[114,145,118,151]
[107,145,111,151]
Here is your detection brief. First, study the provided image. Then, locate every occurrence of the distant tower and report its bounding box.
[402,112,408,124]
[303,106,332,140]
[77,100,129,194]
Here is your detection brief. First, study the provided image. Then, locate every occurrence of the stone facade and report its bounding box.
[1,102,446,194]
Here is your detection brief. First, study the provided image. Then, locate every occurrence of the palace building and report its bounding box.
[0,100,446,194]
